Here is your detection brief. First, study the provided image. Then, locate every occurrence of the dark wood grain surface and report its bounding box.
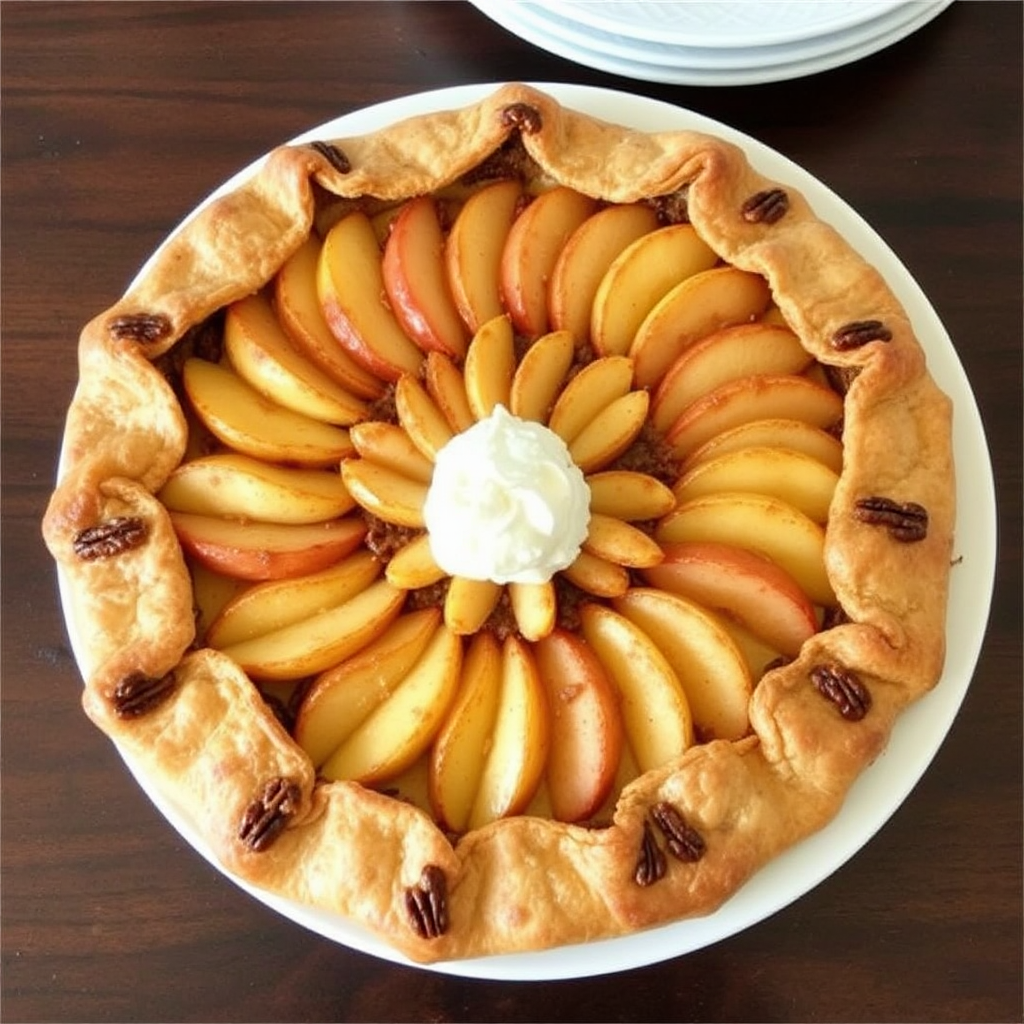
[2,2,1021,1021]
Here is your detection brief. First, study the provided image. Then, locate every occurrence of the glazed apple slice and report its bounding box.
[384,533,446,590]
[508,580,556,641]
[682,417,844,475]
[655,493,834,607]
[170,512,366,581]
[509,329,575,423]
[469,635,551,829]
[445,576,502,635]
[548,203,659,345]
[563,550,630,598]
[424,351,476,434]
[547,355,633,445]
[317,211,424,382]
[340,459,428,529]
[568,390,649,474]
[499,186,597,339]
[586,470,676,522]
[463,314,515,420]
[382,196,469,359]
[614,588,751,742]
[349,421,434,485]
[189,560,247,640]
[583,513,664,569]
[206,549,381,649]
[182,358,354,467]
[579,602,693,773]
[272,236,384,400]
[394,374,454,462]
[218,578,405,680]
[444,178,522,334]
[590,223,717,357]
[224,292,368,424]
[631,266,773,389]
[666,374,844,462]
[429,631,503,833]
[319,622,463,785]
[302,611,450,770]
[159,452,355,525]
[673,446,839,523]
[650,322,813,434]
[719,617,786,681]
[643,540,818,658]
[533,628,624,823]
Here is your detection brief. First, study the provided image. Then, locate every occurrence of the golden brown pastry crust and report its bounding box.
[43,84,955,963]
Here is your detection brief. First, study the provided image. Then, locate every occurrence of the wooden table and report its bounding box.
[3,3,1020,1021]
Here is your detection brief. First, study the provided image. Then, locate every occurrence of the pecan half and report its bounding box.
[108,312,172,345]
[811,663,871,722]
[854,496,929,542]
[651,802,706,863]
[633,820,667,887]
[831,319,893,351]
[404,864,448,940]
[72,516,147,560]
[238,777,301,853]
[111,670,177,718]
[307,139,351,175]
[500,102,542,134]
[741,188,789,225]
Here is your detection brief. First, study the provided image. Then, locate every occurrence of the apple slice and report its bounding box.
[384,533,446,590]
[499,186,597,339]
[341,459,427,529]
[394,374,454,463]
[534,628,624,823]
[578,603,693,773]
[469,635,550,829]
[182,358,355,467]
[189,560,247,641]
[206,549,381,649]
[583,513,664,569]
[159,452,355,525]
[590,223,718,357]
[650,322,813,434]
[272,235,384,400]
[562,549,630,598]
[719,617,786,681]
[547,355,633,445]
[614,588,752,742]
[643,540,818,658]
[317,211,424,382]
[429,631,503,833]
[170,512,366,581]
[349,421,434,485]
[445,178,522,334]
[631,266,773,389]
[425,351,476,434]
[655,493,834,606]
[548,203,659,345]
[585,470,676,521]
[382,196,468,359]
[666,374,845,461]
[568,390,649,474]
[509,329,575,423]
[219,577,405,680]
[224,292,368,425]
[445,576,502,635]
[683,417,844,475]
[673,446,839,523]
[463,314,515,420]
[508,580,556,641]
[320,622,462,784]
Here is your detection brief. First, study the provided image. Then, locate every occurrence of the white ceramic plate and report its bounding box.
[60,83,995,980]
[471,0,953,85]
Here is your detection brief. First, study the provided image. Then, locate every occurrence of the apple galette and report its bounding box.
[43,84,955,963]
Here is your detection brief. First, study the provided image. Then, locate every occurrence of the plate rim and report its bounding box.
[57,81,996,981]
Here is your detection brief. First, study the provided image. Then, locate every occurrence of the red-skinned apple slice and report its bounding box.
[613,588,752,742]
[548,203,659,345]
[170,512,367,581]
[272,235,384,400]
[500,186,597,339]
[317,211,424,382]
[642,541,818,658]
[650,322,813,434]
[534,628,624,823]
[445,178,522,334]
[382,196,469,359]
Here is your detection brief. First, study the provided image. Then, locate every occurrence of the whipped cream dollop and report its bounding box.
[423,405,591,585]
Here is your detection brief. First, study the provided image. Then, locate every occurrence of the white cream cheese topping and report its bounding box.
[423,405,591,585]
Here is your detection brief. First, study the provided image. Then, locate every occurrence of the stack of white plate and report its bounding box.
[469,0,954,86]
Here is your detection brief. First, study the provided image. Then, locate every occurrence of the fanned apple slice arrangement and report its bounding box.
[159,175,850,835]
